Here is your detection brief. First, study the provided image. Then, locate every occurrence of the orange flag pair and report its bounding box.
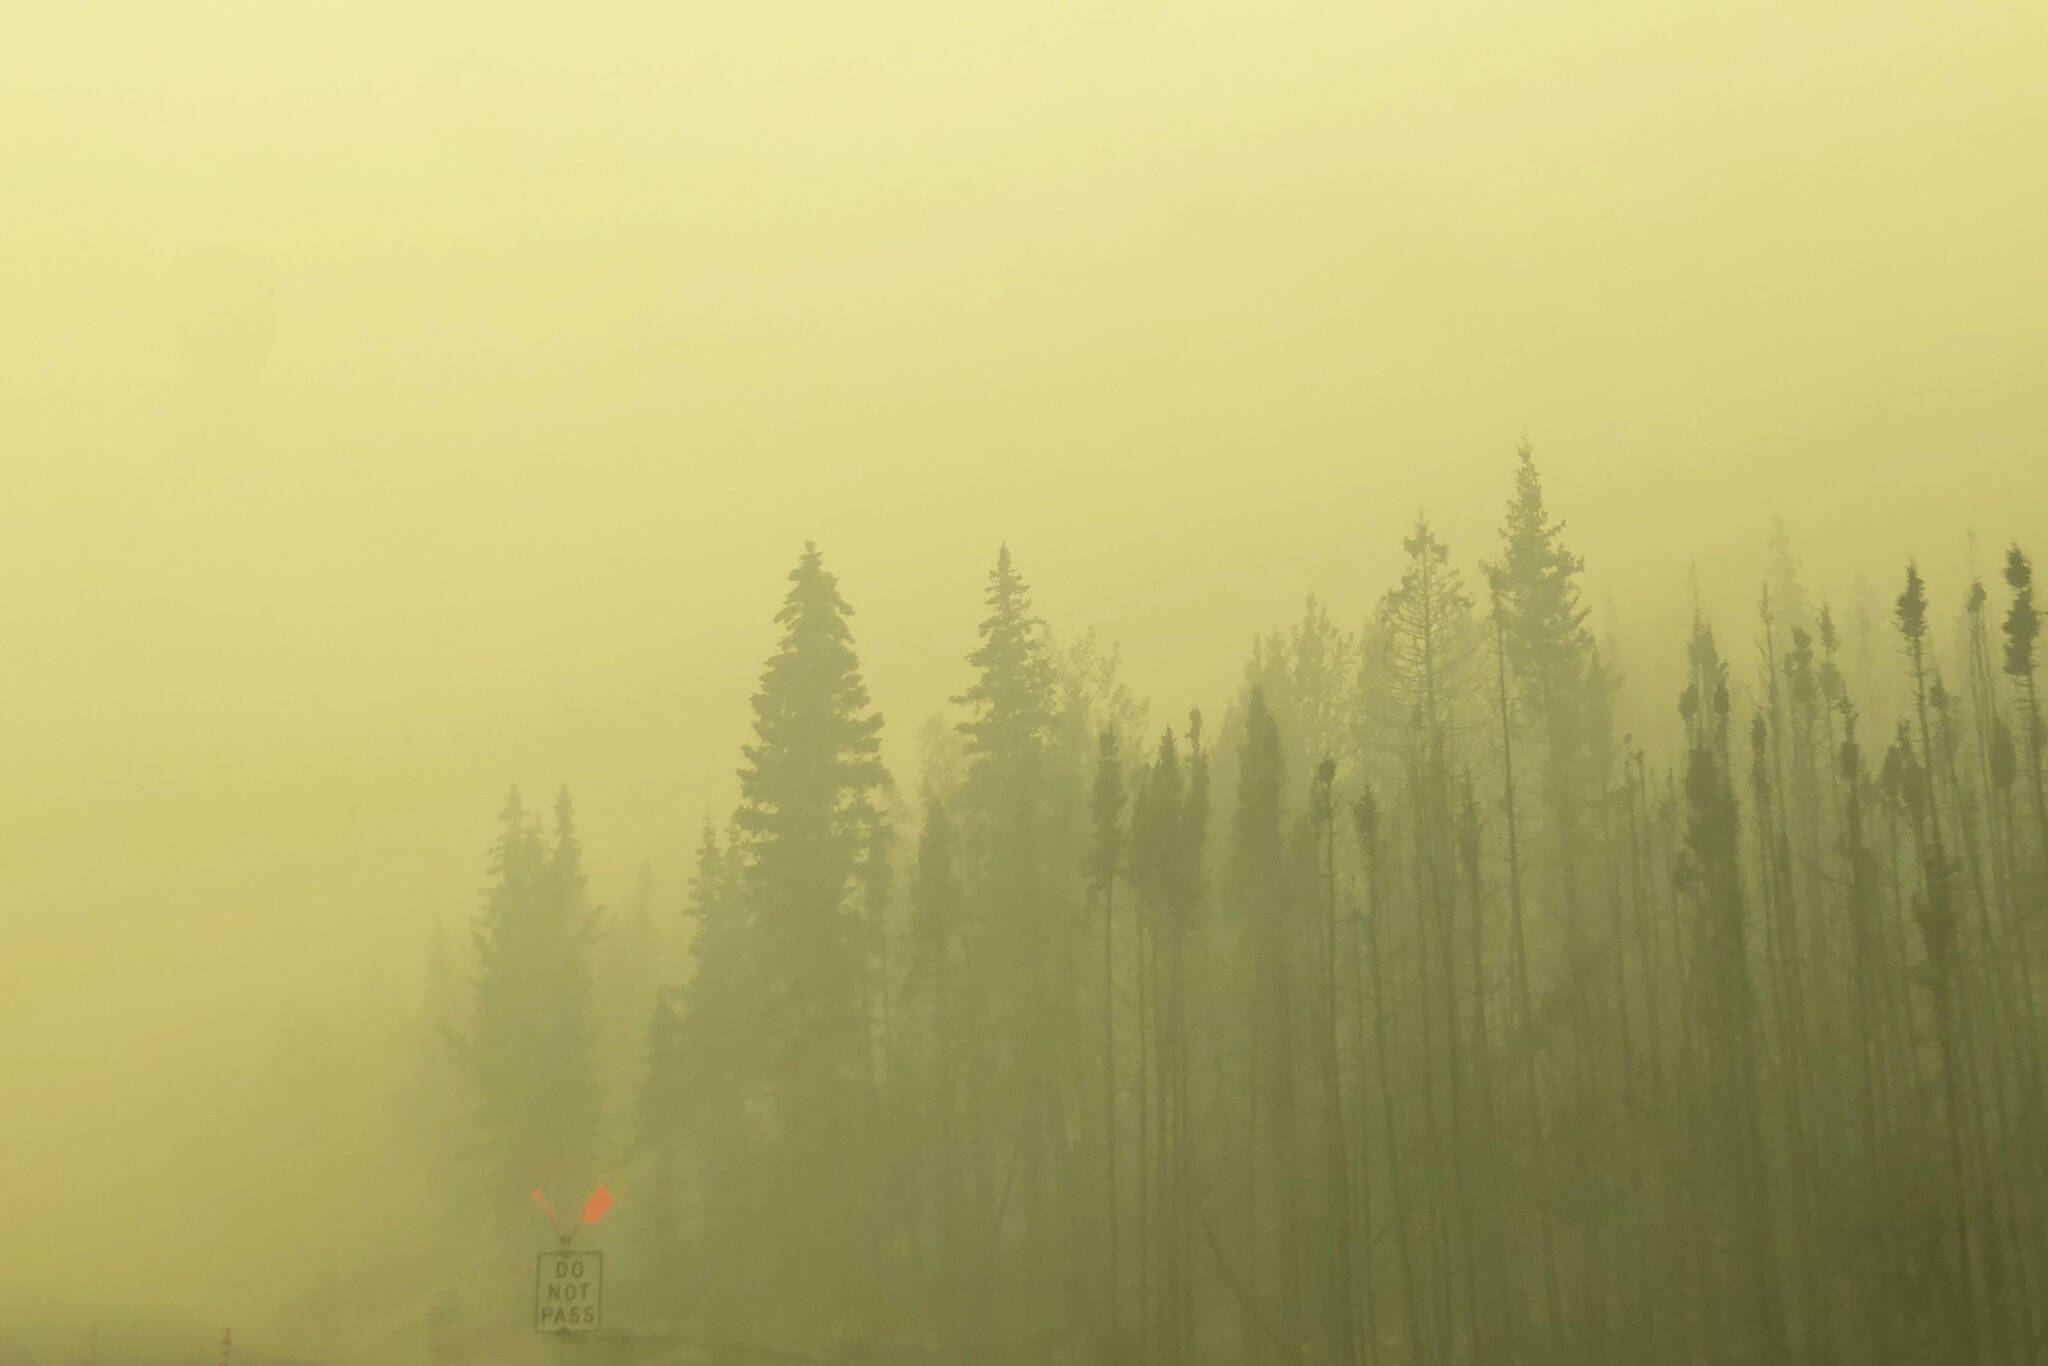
[532,1185,614,1233]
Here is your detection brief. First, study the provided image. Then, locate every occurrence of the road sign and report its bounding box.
[534,1251,603,1334]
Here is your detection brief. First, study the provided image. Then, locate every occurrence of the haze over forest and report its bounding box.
[4,2,2047,1363]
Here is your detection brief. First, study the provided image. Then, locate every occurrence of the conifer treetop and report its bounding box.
[2004,545,2037,679]
[952,543,1058,811]
[1485,443,1594,695]
[737,541,889,846]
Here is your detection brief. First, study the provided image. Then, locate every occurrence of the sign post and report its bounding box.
[530,1186,614,1337]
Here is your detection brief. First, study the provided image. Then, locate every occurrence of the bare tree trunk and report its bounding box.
[1492,607,1563,1364]
[1360,813,1428,1365]
[1315,780,1360,1366]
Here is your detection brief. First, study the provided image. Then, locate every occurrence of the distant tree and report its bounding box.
[1373,511,1491,1357]
[1289,595,1358,787]
[462,785,602,1259]
[1130,714,1207,1366]
[1485,445,1596,930]
[950,543,1069,1309]
[1088,724,1128,1338]
[391,914,479,1262]
[634,985,686,1291]
[2003,546,2047,864]
[727,541,890,1333]
[737,541,889,1070]
[1897,561,1982,1354]
[667,814,754,1326]
[906,784,965,1318]
[1676,619,1786,1361]
[955,545,1059,829]
[599,860,662,1158]
[675,816,747,1105]
[1766,520,1815,654]
[907,793,960,1004]
[1231,686,1302,1365]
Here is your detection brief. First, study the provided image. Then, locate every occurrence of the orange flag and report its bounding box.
[579,1186,614,1226]
[532,1188,562,1231]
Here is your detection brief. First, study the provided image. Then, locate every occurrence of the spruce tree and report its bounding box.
[1485,446,1596,911]
[950,542,1067,1310]
[730,541,890,1337]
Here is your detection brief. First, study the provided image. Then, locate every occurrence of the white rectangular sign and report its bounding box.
[535,1250,603,1333]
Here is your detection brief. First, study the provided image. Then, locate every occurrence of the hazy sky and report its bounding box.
[5,0,2045,1321]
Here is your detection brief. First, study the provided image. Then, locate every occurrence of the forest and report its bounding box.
[11,5,2048,1365]
[419,445,2048,1366]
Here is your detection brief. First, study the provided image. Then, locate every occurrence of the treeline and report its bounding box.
[451,447,2048,1365]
